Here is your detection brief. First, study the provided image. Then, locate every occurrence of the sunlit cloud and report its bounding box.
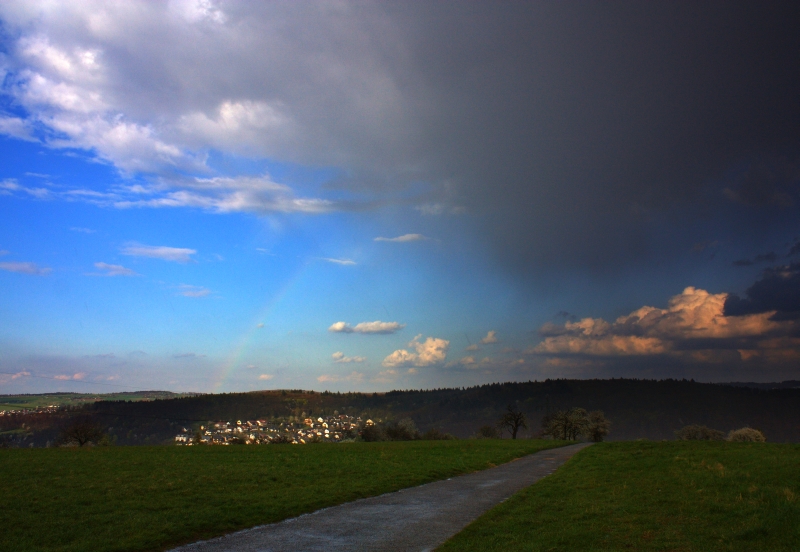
[328,321,405,334]
[54,372,87,381]
[317,371,364,383]
[258,374,274,380]
[480,330,498,344]
[382,334,450,367]
[532,287,796,361]
[0,371,32,384]
[332,351,366,363]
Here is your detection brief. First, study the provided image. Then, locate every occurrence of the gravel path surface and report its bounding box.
[171,442,591,552]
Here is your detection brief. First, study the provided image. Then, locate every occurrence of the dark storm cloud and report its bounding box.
[733,252,778,267]
[392,1,800,276]
[2,2,799,278]
[725,263,800,320]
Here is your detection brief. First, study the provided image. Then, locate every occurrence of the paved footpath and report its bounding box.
[172,442,591,552]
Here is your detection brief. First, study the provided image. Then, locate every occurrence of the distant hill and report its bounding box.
[4,379,799,446]
[722,380,800,390]
[72,379,800,445]
[0,390,195,411]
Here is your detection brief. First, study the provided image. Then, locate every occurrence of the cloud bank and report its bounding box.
[0,2,797,280]
[533,287,799,364]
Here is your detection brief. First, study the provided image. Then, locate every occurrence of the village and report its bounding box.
[174,413,372,445]
[0,405,63,416]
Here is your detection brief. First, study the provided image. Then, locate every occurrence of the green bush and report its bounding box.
[359,424,384,442]
[384,418,420,441]
[674,424,724,441]
[474,425,501,439]
[422,428,456,440]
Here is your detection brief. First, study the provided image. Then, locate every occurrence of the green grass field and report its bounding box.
[439,441,800,551]
[0,391,190,411]
[0,439,567,552]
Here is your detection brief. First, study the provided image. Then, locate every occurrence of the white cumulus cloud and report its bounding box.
[480,330,498,344]
[382,334,450,367]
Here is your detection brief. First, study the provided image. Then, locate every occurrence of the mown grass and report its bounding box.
[0,439,567,552]
[439,441,800,551]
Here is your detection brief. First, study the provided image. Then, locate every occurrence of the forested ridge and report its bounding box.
[4,379,799,446]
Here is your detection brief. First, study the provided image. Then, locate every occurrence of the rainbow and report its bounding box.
[212,261,309,391]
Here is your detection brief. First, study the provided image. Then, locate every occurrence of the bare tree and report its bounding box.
[498,403,527,439]
[56,417,107,447]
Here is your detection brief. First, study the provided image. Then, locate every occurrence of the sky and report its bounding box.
[1,1,799,394]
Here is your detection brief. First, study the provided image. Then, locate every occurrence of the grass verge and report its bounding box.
[1,439,567,552]
[439,441,800,551]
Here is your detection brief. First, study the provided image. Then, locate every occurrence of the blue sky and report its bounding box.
[1,2,799,393]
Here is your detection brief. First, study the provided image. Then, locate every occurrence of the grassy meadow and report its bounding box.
[0,439,567,552]
[439,441,800,551]
[0,391,189,411]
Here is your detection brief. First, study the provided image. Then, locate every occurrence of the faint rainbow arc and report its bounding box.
[213,262,309,391]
